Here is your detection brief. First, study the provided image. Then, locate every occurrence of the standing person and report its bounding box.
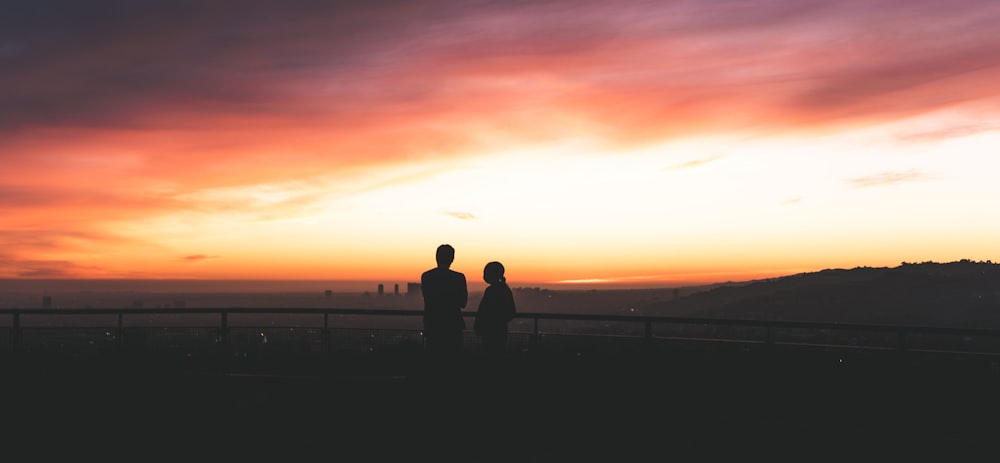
[473,261,516,363]
[420,244,468,367]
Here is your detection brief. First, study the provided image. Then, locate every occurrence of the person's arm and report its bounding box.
[473,288,485,335]
[506,287,516,321]
[460,274,468,309]
[420,272,430,312]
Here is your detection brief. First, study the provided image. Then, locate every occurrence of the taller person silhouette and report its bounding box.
[420,244,468,369]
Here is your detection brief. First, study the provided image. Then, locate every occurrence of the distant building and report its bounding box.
[407,282,421,297]
[378,284,384,296]
[394,284,399,296]
[42,295,52,309]
[324,290,333,298]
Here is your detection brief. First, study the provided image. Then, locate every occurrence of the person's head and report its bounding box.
[483,261,506,285]
[435,244,455,268]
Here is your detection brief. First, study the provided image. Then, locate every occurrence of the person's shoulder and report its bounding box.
[493,283,512,297]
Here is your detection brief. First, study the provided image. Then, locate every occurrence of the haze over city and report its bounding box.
[3,1,1000,289]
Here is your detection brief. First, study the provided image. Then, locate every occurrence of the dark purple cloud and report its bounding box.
[2,0,998,139]
[0,252,105,278]
[0,0,453,129]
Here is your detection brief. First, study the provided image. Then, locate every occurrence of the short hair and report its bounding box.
[436,244,455,266]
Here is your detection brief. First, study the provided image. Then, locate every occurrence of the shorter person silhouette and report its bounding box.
[473,261,516,365]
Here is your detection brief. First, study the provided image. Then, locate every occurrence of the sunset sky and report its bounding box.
[2,0,1000,289]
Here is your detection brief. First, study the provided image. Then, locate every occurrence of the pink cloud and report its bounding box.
[181,255,220,263]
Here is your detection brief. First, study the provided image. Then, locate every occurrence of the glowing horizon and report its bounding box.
[3,1,1000,288]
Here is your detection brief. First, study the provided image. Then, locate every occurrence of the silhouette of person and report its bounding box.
[420,244,468,367]
[473,261,516,363]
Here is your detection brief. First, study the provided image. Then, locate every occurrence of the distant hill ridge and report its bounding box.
[650,260,1000,329]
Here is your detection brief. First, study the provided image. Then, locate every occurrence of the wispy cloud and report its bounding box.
[446,211,476,220]
[16,264,76,278]
[557,273,683,284]
[0,228,157,278]
[0,252,105,278]
[895,123,1000,142]
[848,170,931,188]
[181,255,219,263]
[0,229,134,252]
[664,155,723,171]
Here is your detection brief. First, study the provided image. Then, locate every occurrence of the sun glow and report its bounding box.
[45,117,996,286]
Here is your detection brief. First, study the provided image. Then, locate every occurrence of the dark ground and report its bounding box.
[1,346,998,462]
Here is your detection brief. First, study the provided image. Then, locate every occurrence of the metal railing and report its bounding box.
[3,307,1000,366]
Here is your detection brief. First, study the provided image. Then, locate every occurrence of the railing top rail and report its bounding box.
[523,312,1000,336]
[0,307,424,317]
[2,307,999,337]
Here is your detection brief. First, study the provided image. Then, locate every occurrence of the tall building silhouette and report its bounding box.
[407,282,421,297]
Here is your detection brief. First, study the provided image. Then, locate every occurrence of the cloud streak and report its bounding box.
[895,123,1000,142]
[848,170,931,188]
[446,211,476,220]
[0,251,106,278]
[665,155,724,171]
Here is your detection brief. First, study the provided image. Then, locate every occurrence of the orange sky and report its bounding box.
[2,0,1000,288]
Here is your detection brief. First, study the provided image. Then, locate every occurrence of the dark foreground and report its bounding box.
[1,347,998,462]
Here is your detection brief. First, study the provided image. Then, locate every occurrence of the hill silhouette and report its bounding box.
[646,259,1000,329]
